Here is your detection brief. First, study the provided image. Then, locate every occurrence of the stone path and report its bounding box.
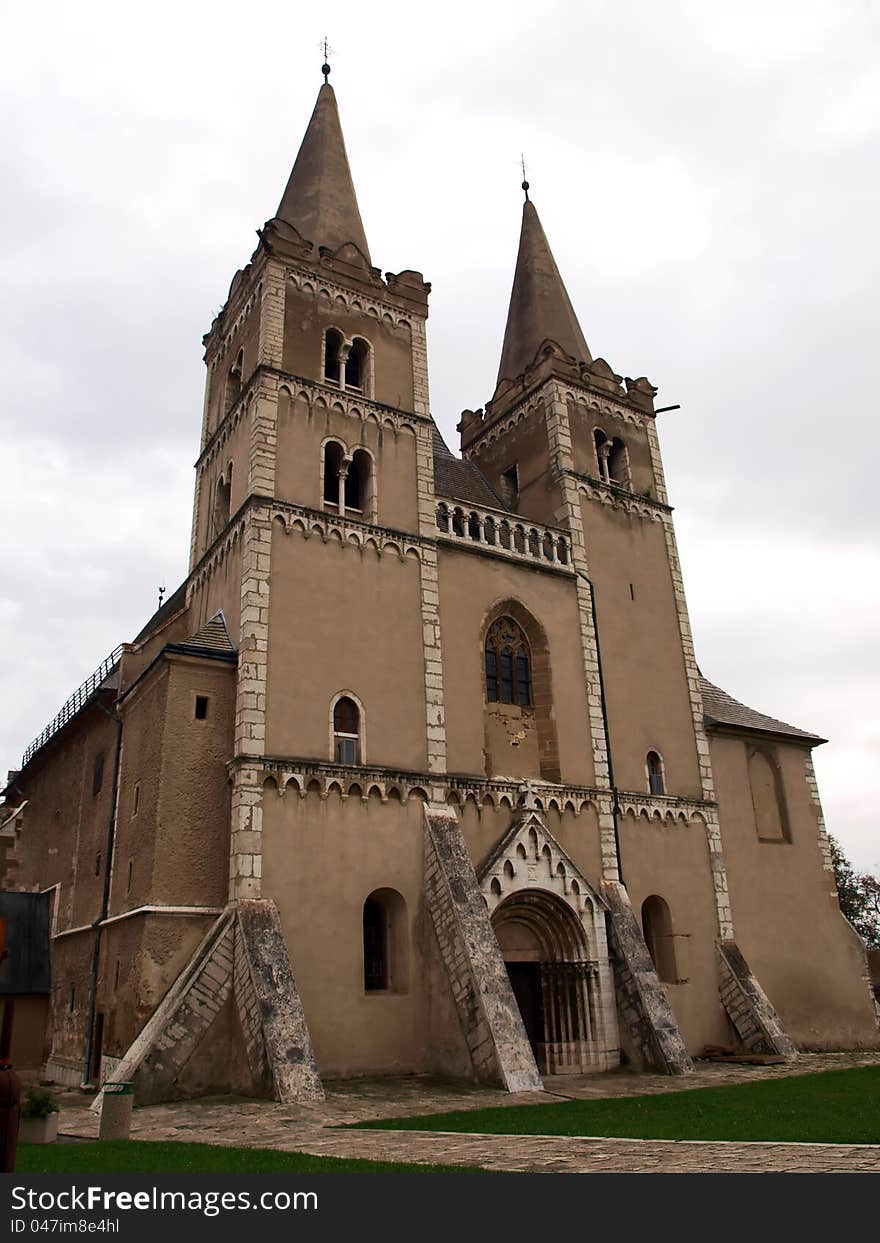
[52,1052,880,1174]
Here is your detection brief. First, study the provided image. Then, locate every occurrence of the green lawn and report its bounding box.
[16,1140,485,1175]
[350,1066,880,1145]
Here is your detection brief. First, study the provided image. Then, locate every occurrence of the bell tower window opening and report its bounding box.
[324,328,344,385]
[594,429,610,482]
[647,750,665,796]
[323,440,345,508]
[333,695,361,764]
[224,349,243,417]
[345,337,370,393]
[485,616,532,707]
[608,437,629,487]
[344,448,372,513]
[500,464,519,509]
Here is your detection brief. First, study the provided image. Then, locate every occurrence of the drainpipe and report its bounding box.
[576,571,624,885]
[81,698,123,1089]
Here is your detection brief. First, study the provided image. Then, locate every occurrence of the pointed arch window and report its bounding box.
[333,696,361,764]
[485,617,532,707]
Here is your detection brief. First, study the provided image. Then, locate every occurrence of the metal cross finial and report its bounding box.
[520,154,530,201]
[319,37,333,81]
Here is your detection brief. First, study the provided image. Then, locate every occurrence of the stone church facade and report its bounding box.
[3,75,877,1101]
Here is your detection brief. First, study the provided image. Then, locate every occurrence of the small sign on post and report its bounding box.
[99,1081,134,1141]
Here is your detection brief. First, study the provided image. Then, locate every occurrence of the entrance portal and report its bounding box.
[494,889,602,1075]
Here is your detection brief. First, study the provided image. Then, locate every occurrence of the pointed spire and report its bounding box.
[496,198,592,385]
[275,79,371,263]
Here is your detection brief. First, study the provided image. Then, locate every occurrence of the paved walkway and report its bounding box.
[54,1052,880,1174]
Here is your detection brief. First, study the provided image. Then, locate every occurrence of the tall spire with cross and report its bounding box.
[274,45,372,262]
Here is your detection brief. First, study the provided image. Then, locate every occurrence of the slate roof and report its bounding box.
[432,423,509,510]
[132,580,187,645]
[699,676,824,745]
[168,611,236,660]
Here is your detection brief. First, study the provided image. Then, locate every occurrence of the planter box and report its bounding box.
[19,1113,59,1145]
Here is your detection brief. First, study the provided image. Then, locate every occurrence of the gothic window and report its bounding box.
[323,441,345,506]
[363,888,408,993]
[214,468,231,532]
[324,328,344,384]
[642,895,677,983]
[224,349,243,417]
[344,448,372,513]
[485,617,532,707]
[333,696,361,764]
[647,750,665,796]
[345,337,370,392]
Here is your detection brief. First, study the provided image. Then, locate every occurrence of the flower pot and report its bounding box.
[19,1113,59,1145]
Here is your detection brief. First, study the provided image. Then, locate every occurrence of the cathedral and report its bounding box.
[2,69,877,1103]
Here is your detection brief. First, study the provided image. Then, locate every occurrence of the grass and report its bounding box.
[16,1140,486,1175]
[349,1066,880,1145]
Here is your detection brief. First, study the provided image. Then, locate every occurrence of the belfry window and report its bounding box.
[323,441,345,507]
[224,349,243,417]
[324,328,344,384]
[333,696,361,764]
[647,751,665,796]
[344,448,372,512]
[345,337,369,392]
[485,617,532,707]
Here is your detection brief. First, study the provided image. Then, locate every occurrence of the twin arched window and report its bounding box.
[594,429,629,488]
[485,617,532,707]
[323,441,373,516]
[324,329,370,394]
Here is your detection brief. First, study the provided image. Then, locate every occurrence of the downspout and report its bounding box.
[577,570,624,885]
[81,698,123,1089]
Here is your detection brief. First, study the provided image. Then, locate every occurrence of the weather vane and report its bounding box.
[319,36,334,81]
[520,154,530,201]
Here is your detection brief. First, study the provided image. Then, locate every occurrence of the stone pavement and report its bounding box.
[53,1051,880,1174]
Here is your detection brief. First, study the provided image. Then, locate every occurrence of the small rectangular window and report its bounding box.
[127,859,133,893]
[132,783,140,817]
[69,986,76,1013]
[95,851,102,876]
[500,465,519,509]
[114,960,120,991]
[194,695,209,720]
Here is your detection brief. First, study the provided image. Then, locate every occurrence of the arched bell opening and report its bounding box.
[492,889,604,1076]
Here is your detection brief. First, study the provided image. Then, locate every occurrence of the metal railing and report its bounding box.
[22,646,124,767]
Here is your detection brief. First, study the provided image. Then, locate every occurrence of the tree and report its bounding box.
[829,836,880,950]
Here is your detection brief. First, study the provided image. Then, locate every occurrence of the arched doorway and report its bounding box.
[492,889,602,1075]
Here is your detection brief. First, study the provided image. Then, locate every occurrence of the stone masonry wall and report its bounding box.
[424,804,543,1093]
[717,941,798,1058]
[602,880,693,1075]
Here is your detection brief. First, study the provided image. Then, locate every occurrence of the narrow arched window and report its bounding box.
[363,897,387,990]
[224,349,243,417]
[647,750,665,796]
[363,888,408,992]
[594,429,609,481]
[333,696,360,764]
[345,337,369,392]
[323,441,345,507]
[608,437,629,487]
[214,470,231,533]
[642,895,677,983]
[485,617,532,707]
[344,448,372,513]
[324,328,344,384]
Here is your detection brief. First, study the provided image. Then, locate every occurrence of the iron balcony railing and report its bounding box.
[22,646,124,767]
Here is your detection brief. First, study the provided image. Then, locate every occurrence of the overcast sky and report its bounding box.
[1,0,877,869]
